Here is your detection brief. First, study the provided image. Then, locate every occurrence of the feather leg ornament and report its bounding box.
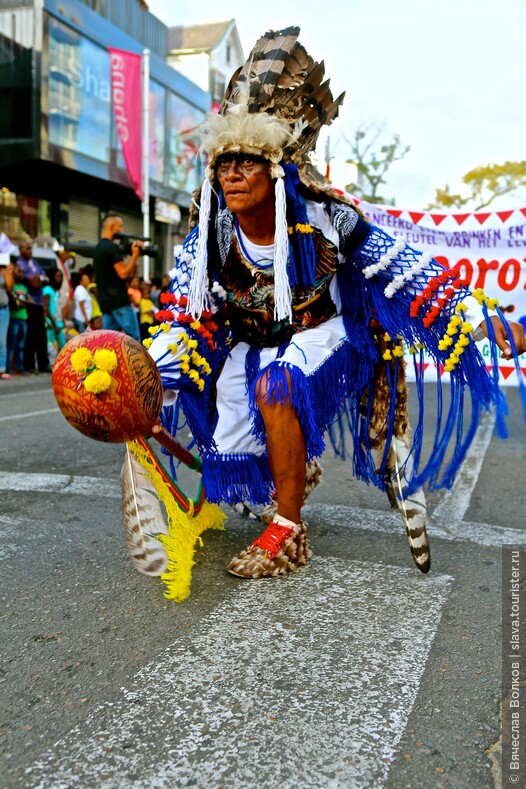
[387,435,430,574]
[121,438,226,601]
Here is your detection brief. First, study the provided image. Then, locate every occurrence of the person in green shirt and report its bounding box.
[6,264,32,374]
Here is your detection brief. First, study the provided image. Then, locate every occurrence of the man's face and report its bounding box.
[19,242,32,260]
[111,217,124,237]
[216,154,274,217]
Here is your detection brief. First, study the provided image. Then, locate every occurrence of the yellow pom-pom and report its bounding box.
[457,334,470,347]
[187,339,198,349]
[383,349,393,360]
[178,332,188,343]
[408,346,417,354]
[188,369,200,383]
[446,325,459,336]
[438,337,453,351]
[416,343,425,350]
[450,314,462,326]
[383,332,391,342]
[148,325,158,335]
[71,347,94,374]
[180,362,190,373]
[197,379,205,392]
[142,337,153,349]
[393,345,405,357]
[456,302,468,313]
[461,322,474,334]
[190,321,201,330]
[449,354,460,365]
[160,322,172,333]
[93,348,117,373]
[83,369,112,394]
[486,297,499,310]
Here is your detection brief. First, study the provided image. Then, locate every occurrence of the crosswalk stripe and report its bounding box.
[0,407,59,422]
[27,558,452,789]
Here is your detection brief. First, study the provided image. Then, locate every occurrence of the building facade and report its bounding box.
[167,20,244,112]
[0,0,211,273]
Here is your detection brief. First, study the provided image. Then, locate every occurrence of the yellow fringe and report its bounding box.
[128,439,226,602]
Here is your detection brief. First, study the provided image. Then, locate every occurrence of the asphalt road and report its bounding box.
[0,373,525,789]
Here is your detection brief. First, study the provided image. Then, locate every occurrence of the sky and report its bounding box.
[148,0,526,211]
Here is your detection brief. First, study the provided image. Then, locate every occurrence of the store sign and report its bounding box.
[108,47,143,199]
[155,199,181,226]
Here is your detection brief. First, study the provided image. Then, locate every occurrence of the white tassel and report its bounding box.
[273,176,292,322]
[187,177,212,318]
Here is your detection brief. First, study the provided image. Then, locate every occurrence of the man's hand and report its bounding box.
[130,240,144,258]
[481,315,526,359]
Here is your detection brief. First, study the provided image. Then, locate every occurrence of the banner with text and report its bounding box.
[357,200,526,386]
[108,47,142,200]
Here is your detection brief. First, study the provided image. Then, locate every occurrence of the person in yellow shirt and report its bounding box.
[138,280,156,341]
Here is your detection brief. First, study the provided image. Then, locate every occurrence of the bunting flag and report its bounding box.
[108,47,143,200]
[355,199,526,386]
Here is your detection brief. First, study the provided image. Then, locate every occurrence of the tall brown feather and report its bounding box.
[221,27,343,156]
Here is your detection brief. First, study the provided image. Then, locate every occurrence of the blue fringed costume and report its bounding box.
[148,176,526,506]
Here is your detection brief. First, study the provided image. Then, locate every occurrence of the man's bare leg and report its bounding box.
[254,371,306,524]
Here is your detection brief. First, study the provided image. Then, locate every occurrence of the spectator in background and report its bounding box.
[82,263,102,329]
[72,268,92,333]
[17,240,49,373]
[56,247,74,297]
[149,276,162,309]
[6,263,31,375]
[0,257,11,379]
[92,214,142,341]
[43,267,66,361]
[127,274,141,316]
[138,279,156,341]
[160,273,171,295]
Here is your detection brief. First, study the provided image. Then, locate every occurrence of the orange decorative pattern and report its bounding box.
[52,330,163,443]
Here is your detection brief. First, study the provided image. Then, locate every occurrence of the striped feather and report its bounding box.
[120,446,169,576]
[222,26,343,155]
[387,436,430,574]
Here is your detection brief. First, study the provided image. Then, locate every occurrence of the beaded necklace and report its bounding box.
[234,218,275,270]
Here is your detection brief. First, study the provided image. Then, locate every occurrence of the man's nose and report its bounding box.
[222,160,242,177]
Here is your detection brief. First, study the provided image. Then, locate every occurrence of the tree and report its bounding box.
[340,124,411,204]
[427,161,526,211]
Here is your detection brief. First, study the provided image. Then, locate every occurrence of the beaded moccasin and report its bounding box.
[227,520,311,579]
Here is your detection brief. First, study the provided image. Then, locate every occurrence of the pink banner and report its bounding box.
[108,47,142,200]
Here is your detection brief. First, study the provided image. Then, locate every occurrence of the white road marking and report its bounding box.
[432,409,496,525]
[0,407,59,422]
[0,472,118,498]
[1,471,524,548]
[27,558,452,789]
[305,504,526,549]
[0,387,53,400]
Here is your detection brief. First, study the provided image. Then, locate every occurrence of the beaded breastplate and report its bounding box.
[220,228,340,347]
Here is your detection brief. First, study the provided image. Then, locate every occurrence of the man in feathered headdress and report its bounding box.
[147,27,526,579]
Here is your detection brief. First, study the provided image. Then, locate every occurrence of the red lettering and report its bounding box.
[434,255,450,269]
[497,258,521,292]
[456,258,474,286]
[473,258,499,289]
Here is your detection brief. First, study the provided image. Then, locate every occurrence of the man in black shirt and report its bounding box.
[93,214,142,341]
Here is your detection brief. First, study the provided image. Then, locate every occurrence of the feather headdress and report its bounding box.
[202,26,345,169]
[188,26,344,321]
